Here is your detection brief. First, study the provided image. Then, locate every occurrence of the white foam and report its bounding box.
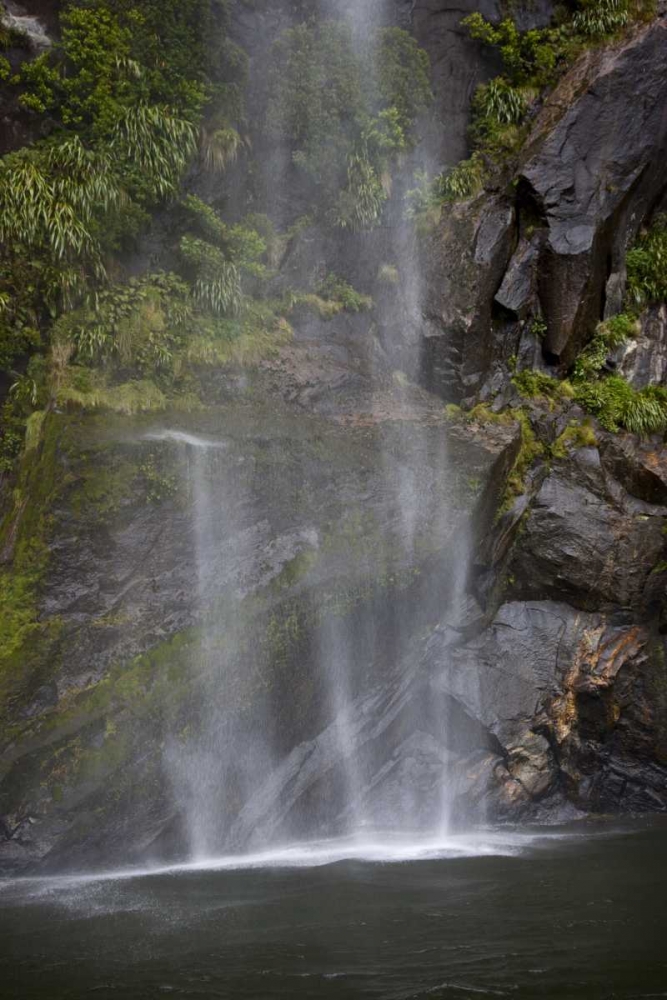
[1,829,579,895]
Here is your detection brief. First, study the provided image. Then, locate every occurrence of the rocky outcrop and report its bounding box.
[520,18,667,365]
[420,14,667,400]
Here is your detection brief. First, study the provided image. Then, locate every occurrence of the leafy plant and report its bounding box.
[331,149,388,230]
[513,368,572,400]
[267,20,431,228]
[573,0,631,37]
[572,314,634,382]
[626,216,667,306]
[199,126,243,174]
[375,27,432,133]
[569,310,667,436]
[318,274,373,313]
[574,376,667,435]
[473,78,526,126]
[112,103,198,204]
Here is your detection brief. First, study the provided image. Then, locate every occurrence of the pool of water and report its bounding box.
[1,820,665,999]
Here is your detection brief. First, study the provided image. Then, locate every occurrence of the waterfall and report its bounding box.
[148,0,479,861]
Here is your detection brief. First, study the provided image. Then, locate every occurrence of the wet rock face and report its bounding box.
[507,449,667,613]
[433,601,667,815]
[420,196,516,402]
[0,364,518,872]
[618,305,667,389]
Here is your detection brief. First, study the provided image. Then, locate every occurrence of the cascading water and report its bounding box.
[152,0,480,861]
[2,1,52,49]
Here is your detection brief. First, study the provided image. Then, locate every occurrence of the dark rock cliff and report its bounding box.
[1,2,667,873]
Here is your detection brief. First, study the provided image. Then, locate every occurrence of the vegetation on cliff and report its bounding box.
[0,4,432,476]
[408,0,656,221]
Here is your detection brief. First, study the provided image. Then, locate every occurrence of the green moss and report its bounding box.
[0,414,68,725]
[271,548,319,592]
[550,420,598,459]
[466,403,516,427]
[513,368,575,402]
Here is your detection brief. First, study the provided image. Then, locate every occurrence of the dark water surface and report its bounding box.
[1,821,666,1000]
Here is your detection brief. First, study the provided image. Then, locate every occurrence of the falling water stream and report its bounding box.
[137,0,482,864]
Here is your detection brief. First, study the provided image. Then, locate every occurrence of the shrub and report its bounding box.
[550,420,598,458]
[574,376,667,435]
[473,78,527,127]
[375,27,432,133]
[267,21,431,228]
[626,216,667,306]
[573,0,630,38]
[318,274,373,312]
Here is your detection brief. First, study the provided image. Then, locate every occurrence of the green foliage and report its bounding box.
[318,274,373,313]
[199,126,243,174]
[58,373,171,414]
[378,264,399,286]
[570,311,667,436]
[437,154,487,202]
[574,376,667,435]
[406,155,486,225]
[15,1,209,133]
[111,103,198,204]
[0,0,232,403]
[513,368,573,400]
[461,2,653,176]
[473,77,527,126]
[331,149,389,230]
[375,27,432,133]
[178,198,268,318]
[55,271,191,373]
[572,314,634,382]
[184,300,292,368]
[626,216,667,307]
[180,237,243,317]
[462,13,560,88]
[0,138,120,271]
[181,196,266,276]
[550,420,598,458]
[572,0,631,37]
[267,20,431,229]
[0,0,255,453]
[267,20,364,184]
